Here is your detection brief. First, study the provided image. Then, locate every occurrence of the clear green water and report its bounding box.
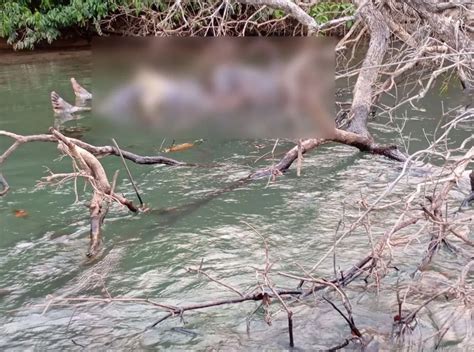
[0,54,472,350]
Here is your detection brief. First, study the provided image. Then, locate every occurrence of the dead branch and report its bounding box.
[50,128,139,256]
[461,170,474,207]
[297,216,421,298]
[395,288,450,335]
[326,338,352,351]
[111,138,144,207]
[415,147,474,273]
[322,296,362,338]
[237,0,317,32]
[187,266,245,298]
[403,0,474,89]
[0,130,188,167]
[347,0,390,137]
[249,128,406,179]
[0,129,190,196]
[148,288,302,328]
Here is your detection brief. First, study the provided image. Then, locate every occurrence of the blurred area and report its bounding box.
[93,37,335,139]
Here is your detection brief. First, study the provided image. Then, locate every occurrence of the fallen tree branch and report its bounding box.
[0,130,190,196]
[148,288,303,328]
[249,128,406,179]
[322,296,362,338]
[50,128,139,256]
[415,147,474,273]
[296,215,421,297]
[0,130,188,167]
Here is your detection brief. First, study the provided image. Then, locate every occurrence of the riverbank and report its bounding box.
[0,38,90,65]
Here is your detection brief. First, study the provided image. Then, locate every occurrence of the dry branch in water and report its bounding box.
[0,128,162,256]
[7,117,473,348]
[3,1,474,348]
[415,147,474,274]
[249,128,406,179]
[0,129,190,197]
[248,0,473,179]
[0,130,187,169]
[50,128,140,257]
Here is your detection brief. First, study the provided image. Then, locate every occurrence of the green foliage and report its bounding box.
[439,73,456,96]
[0,0,158,49]
[309,1,355,28]
[0,1,357,49]
[273,9,285,19]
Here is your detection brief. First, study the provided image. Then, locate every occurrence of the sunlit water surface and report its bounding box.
[0,53,472,350]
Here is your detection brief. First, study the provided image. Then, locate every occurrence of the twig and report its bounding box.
[0,173,10,196]
[187,267,244,298]
[296,139,302,177]
[322,296,362,338]
[112,138,144,207]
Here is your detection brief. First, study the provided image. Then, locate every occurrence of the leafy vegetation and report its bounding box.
[0,1,356,49]
[0,0,156,49]
[309,1,355,27]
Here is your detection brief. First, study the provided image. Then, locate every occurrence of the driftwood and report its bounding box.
[249,128,406,179]
[0,130,187,169]
[249,0,472,179]
[0,123,209,256]
[50,128,140,257]
[0,127,148,256]
[0,129,190,199]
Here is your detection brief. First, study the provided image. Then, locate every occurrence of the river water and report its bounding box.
[0,53,472,350]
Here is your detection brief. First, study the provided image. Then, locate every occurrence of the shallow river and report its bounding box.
[0,52,472,350]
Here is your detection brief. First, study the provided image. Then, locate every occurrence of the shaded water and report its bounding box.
[0,53,472,350]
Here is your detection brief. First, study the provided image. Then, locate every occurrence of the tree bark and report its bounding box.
[348,0,390,138]
[237,0,318,31]
[403,0,474,89]
[51,128,139,257]
[249,129,406,179]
